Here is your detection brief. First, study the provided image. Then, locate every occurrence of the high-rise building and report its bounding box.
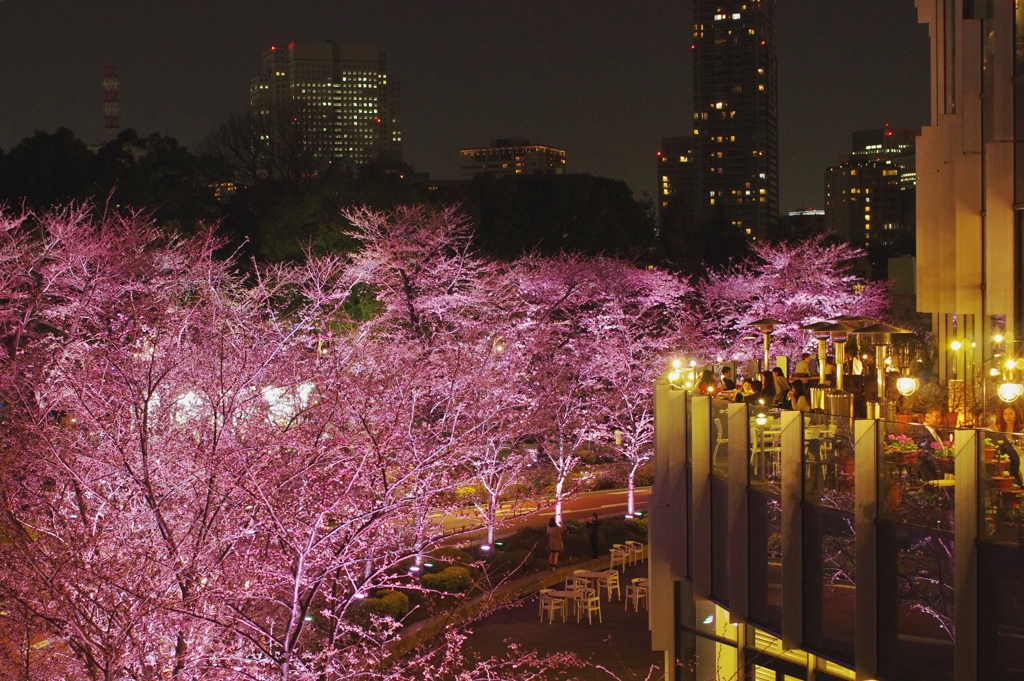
[458,139,566,179]
[824,126,918,250]
[249,42,402,170]
[692,0,779,239]
[657,136,698,218]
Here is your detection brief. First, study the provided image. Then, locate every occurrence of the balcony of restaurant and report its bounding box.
[649,386,1021,681]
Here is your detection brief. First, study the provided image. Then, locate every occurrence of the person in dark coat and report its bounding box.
[586,513,600,558]
[547,517,565,570]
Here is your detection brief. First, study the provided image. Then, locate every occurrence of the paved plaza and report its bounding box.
[464,562,663,681]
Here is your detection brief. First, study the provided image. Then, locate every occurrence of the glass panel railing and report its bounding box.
[749,405,781,492]
[748,488,782,633]
[979,430,1024,546]
[711,398,732,479]
[877,523,955,681]
[802,412,856,667]
[877,418,955,531]
[803,413,856,513]
[978,541,1024,677]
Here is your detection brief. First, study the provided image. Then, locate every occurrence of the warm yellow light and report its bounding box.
[884,357,892,365]
[671,359,682,370]
[998,382,1024,403]
[994,333,1004,343]
[991,367,1001,376]
[1007,358,1017,370]
[755,413,768,426]
[690,360,697,368]
[896,376,919,397]
[951,340,962,351]
[668,370,681,383]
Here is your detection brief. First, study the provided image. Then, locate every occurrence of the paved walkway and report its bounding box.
[463,562,663,681]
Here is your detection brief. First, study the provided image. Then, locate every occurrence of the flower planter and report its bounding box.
[936,458,956,476]
[893,450,919,466]
[839,456,855,478]
[992,476,1016,492]
[984,448,997,463]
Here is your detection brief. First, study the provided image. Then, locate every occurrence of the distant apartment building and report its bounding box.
[657,136,699,219]
[458,139,566,179]
[824,125,918,249]
[249,42,402,170]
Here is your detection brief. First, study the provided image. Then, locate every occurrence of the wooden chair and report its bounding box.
[610,549,627,572]
[605,570,621,601]
[539,590,566,624]
[626,578,648,612]
[625,540,645,564]
[579,592,603,624]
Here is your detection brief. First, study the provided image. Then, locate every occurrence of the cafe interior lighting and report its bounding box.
[896,375,919,397]
[997,381,1024,403]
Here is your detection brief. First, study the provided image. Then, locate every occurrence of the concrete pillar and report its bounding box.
[650,379,689,675]
[691,396,712,599]
[779,410,804,650]
[727,402,750,622]
[954,428,978,681]
[854,419,879,681]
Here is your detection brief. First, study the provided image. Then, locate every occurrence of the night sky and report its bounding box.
[0,1,930,212]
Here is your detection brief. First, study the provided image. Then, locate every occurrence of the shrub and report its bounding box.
[362,589,411,619]
[421,566,472,593]
[490,547,532,575]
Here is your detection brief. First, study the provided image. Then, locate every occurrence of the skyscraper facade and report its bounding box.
[824,126,917,250]
[250,42,402,170]
[692,0,779,239]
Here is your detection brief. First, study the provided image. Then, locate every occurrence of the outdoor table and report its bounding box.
[545,589,585,617]
[574,569,616,599]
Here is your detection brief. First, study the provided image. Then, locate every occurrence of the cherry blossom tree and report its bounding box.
[0,207,582,681]
[582,263,691,516]
[689,235,889,363]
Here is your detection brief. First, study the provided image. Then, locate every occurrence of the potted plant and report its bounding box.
[884,433,919,464]
[993,473,1016,492]
[929,440,956,476]
[984,437,998,463]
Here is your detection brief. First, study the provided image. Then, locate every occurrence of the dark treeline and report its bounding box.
[0,125,767,273]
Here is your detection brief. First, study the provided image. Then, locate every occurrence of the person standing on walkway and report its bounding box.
[547,517,565,570]
[586,513,600,558]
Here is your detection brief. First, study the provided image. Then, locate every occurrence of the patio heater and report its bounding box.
[749,318,785,372]
[816,322,854,391]
[851,322,914,418]
[799,321,833,410]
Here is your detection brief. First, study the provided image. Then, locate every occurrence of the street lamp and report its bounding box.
[749,318,785,372]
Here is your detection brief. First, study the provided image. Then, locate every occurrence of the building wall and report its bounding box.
[914,0,1019,385]
[458,139,566,179]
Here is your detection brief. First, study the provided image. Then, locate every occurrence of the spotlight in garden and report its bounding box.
[480,544,491,552]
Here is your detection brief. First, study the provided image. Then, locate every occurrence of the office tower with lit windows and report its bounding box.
[692,0,778,239]
[249,42,402,170]
[458,139,566,179]
[824,125,918,250]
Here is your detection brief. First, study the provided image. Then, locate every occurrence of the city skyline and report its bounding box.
[0,0,929,212]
